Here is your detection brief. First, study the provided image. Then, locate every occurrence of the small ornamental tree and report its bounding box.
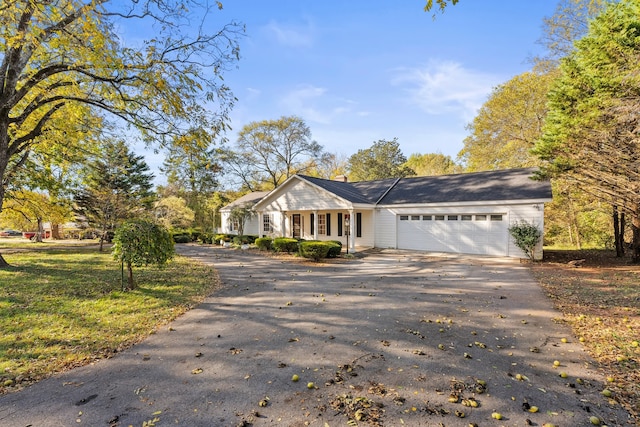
[112,219,175,290]
[508,220,543,261]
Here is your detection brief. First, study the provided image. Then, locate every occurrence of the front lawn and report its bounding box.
[0,246,219,393]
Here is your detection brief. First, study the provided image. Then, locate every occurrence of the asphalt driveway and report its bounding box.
[0,245,632,426]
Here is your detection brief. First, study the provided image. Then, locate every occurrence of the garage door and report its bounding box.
[396,214,508,256]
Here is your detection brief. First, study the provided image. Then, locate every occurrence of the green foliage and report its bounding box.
[272,237,299,253]
[112,220,175,289]
[299,241,331,261]
[154,196,195,231]
[172,233,192,244]
[459,70,555,172]
[255,237,273,251]
[231,235,257,245]
[198,232,215,244]
[405,153,461,176]
[74,140,155,249]
[228,206,253,236]
[347,138,415,181]
[533,0,640,261]
[215,233,233,244]
[326,240,343,258]
[508,221,542,261]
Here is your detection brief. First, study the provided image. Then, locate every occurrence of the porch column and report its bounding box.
[313,210,318,240]
[348,209,355,253]
[281,211,287,238]
[257,210,263,237]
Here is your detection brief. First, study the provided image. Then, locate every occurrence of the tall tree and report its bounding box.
[0,190,71,241]
[405,153,461,176]
[347,138,415,181]
[223,116,328,190]
[161,129,222,229]
[458,69,556,172]
[0,0,241,266]
[533,0,640,262]
[74,140,155,251]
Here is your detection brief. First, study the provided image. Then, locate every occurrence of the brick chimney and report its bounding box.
[334,175,348,182]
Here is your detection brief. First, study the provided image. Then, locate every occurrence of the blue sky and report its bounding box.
[138,1,561,181]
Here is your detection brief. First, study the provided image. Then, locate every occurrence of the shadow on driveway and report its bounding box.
[0,245,632,426]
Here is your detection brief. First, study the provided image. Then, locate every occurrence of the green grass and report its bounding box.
[0,246,219,392]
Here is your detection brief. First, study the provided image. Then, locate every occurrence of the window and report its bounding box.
[435,215,445,220]
[461,215,472,221]
[490,214,503,221]
[262,214,272,233]
[230,218,239,231]
[318,214,326,235]
[411,215,420,221]
[447,215,458,220]
[475,215,487,221]
[422,215,432,220]
[400,215,409,220]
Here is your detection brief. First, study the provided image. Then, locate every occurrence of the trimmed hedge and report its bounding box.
[299,241,331,261]
[272,237,299,253]
[232,235,258,245]
[326,240,343,258]
[172,233,191,243]
[255,237,272,251]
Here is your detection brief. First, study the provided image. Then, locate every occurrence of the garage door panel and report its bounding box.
[397,214,507,256]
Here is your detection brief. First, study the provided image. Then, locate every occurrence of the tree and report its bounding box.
[533,0,640,262]
[424,0,459,13]
[404,153,461,176]
[74,140,155,251]
[347,139,415,181]
[112,219,174,290]
[161,129,222,229]
[458,69,556,172]
[0,190,71,240]
[0,0,242,266]
[222,116,329,190]
[228,206,253,236]
[154,196,195,231]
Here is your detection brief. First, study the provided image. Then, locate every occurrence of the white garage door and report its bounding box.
[396,214,508,256]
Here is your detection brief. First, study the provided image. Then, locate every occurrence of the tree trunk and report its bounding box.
[126,262,135,290]
[614,205,624,257]
[0,253,9,268]
[632,214,640,264]
[51,223,62,240]
[34,218,44,242]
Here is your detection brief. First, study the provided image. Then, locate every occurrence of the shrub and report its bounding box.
[326,240,343,258]
[255,237,272,251]
[299,241,331,261]
[198,232,215,244]
[508,220,542,261]
[232,235,258,245]
[112,219,175,290]
[215,234,233,244]
[172,233,191,244]
[272,237,299,253]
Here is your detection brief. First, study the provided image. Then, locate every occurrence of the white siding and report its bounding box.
[260,180,351,212]
[380,202,546,259]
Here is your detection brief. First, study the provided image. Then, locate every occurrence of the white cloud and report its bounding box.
[392,60,501,121]
[279,85,360,125]
[263,19,314,48]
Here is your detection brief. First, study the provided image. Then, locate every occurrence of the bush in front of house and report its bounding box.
[172,232,191,243]
[326,240,343,258]
[232,235,258,245]
[198,232,215,244]
[215,234,233,244]
[272,237,299,253]
[299,240,332,261]
[255,237,272,251]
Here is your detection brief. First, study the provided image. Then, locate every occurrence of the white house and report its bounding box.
[220,168,553,259]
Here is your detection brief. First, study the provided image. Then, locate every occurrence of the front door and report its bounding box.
[292,214,301,238]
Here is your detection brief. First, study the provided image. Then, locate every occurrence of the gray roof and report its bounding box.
[299,168,552,205]
[221,191,270,210]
